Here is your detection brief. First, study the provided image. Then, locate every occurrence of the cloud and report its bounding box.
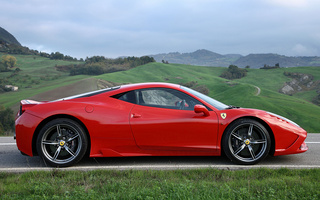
[292,44,308,54]
[1,0,320,58]
[292,44,320,56]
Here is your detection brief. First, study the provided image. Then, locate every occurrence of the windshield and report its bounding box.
[181,86,228,110]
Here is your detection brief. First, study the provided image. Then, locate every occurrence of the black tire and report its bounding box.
[36,118,88,167]
[222,118,271,165]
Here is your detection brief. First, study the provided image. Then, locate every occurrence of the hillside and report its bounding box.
[0,53,85,107]
[0,27,21,46]
[150,49,241,67]
[1,53,320,132]
[150,50,320,68]
[233,53,320,68]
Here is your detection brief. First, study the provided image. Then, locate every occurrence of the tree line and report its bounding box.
[0,41,79,61]
[56,55,155,75]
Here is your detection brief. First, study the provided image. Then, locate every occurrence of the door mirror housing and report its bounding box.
[194,105,210,116]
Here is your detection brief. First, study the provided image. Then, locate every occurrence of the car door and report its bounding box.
[129,88,219,152]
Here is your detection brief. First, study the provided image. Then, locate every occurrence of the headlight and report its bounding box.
[267,112,300,127]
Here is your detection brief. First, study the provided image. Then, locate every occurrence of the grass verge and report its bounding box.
[0,168,319,199]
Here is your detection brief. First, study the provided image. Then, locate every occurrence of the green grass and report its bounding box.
[0,54,87,107]
[0,75,90,108]
[237,67,320,91]
[0,168,319,199]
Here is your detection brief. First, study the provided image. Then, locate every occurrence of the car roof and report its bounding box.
[53,82,181,101]
[120,82,180,91]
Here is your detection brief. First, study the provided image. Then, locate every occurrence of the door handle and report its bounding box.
[131,113,142,118]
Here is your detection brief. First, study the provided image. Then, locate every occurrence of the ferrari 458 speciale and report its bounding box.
[15,82,308,167]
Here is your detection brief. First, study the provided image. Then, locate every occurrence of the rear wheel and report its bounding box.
[36,118,88,167]
[222,119,271,165]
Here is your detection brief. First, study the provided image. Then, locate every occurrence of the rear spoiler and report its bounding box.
[18,100,42,116]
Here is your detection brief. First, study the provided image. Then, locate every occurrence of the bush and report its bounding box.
[0,105,15,135]
[220,65,247,80]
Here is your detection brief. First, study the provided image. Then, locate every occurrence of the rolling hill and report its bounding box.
[1,53,320,132]
[150,49,320,68]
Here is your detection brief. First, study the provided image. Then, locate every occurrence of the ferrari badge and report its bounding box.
[221,113,227,119]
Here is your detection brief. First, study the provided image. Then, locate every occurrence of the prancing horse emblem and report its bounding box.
[221,113,227,119]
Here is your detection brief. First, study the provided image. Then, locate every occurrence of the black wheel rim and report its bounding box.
[40,123,82,165]
[228,123,268,163]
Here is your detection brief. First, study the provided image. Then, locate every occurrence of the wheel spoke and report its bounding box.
[42,140,59,145]
[64,146,76,157]
[251,139,267,144]
[56,125,62,137]
[231,131,243,141]
[67,134,79,142]
[53,146,62,161]
[234,144,246,155]
[248,145,256,160]
[248,124,253,137]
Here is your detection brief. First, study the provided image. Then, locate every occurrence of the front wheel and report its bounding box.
[222,119,271,165]
[36,118,88,167]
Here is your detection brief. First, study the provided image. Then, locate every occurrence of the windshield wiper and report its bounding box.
[226,105,240,109]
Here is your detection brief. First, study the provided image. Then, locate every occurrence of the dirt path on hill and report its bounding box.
[254,86,261,96]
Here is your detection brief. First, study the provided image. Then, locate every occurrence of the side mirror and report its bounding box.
[194,104,210,116]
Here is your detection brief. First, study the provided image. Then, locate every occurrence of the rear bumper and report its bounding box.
[15,112,43,157]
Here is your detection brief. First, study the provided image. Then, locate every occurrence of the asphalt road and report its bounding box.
[0,134,319,172]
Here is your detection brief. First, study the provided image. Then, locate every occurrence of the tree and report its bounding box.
[1,55,17,69]
[162,59,169,64]
[50,52,64,60]
[220,65,247,80]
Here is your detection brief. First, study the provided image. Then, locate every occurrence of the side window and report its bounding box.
[113,91,136,104]
[137,88,203,110]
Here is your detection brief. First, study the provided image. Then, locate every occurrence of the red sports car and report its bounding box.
[15,82,308,167]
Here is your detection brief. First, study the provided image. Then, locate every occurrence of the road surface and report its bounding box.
[0,134,319,172]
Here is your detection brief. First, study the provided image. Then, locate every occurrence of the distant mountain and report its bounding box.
[1,26,320,68]
[150,50,320,68]
[0,27,21,46]
[150,49,242,67]
[233,53,320,68]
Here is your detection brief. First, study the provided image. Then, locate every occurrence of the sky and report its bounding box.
[1,0,320,59]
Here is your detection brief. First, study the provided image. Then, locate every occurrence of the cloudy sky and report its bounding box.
[1,0,320,59]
